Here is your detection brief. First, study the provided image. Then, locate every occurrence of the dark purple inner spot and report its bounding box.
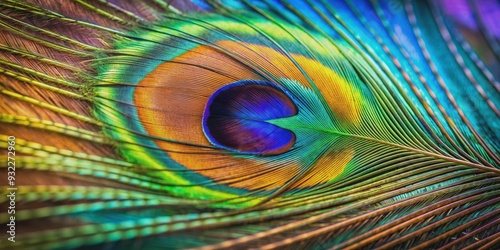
[202,80,297,155]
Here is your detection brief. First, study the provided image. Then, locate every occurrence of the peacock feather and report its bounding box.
[1,0,499,249]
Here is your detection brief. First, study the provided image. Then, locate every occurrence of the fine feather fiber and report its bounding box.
[0,0,499,249]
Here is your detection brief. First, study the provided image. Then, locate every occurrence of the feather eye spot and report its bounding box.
[202,80,297,155]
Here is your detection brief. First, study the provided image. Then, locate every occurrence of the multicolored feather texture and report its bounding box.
[0,0,499,249]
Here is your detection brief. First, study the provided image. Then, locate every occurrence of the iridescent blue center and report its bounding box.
[202,80,297,155]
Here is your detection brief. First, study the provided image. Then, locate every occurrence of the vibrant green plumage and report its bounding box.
[0,0,499,249]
